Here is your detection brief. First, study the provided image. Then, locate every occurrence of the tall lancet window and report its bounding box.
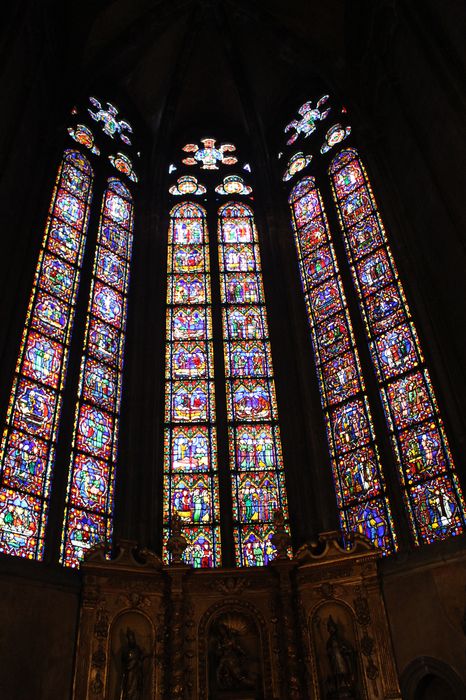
[163,202,221,568]
[282,95,465,550]
[61,178,135,567]
[0,94,138,565]
[218,203,289,566]
[330,148,466,544]
[288,178,396,552]
[165,140,291,568]
[0,150,93,559]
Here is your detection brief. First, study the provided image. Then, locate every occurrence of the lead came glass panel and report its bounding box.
[0,150,93,560]
[219,203,290,566]
[164,202,221,567]
[288,176,396,552]
[330,148,466,544]
[61,178,133,567]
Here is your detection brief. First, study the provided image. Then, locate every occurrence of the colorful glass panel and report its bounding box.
[330,148,466,544]
[288,176,396,552]
[61,178,134,566]
[0,150,93,559]
[164,202,220,566]
[219,202,289,566]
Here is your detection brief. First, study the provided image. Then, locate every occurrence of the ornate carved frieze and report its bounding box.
[72,533,401,699]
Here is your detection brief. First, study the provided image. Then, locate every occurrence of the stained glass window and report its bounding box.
[164,202,221,567]
[218,202,290,566]
[288,177,396,552]
[330,148,466,544]
[0,150,93,559]
[61,178,134,567]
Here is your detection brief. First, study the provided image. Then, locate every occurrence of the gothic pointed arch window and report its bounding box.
[282,95,466,550]
[0,96,139,565]
[0,150,94,559]
[329,147,466,544]
[61,177,135,567]
[218,201,289,566]
[288,177,396,552]
[164,142,290,568]
[163,200,221,568]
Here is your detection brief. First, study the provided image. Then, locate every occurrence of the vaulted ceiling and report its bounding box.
[79,0,350,140]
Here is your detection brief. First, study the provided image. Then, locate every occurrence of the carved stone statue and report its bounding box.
[270,508,291,559]
[325,616,357,699]
[215,620,253,691]
[166,511,188,564]
[119,628,145,700]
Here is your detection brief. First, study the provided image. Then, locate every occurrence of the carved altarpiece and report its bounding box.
[72,533,401,699]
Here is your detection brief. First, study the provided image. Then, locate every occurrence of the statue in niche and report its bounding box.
[325,615,357,699]
[119,628,146,700]
[212,615,255,693]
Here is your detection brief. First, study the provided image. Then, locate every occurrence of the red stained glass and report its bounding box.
[32,292,70,341]
[168,426,211,473]
[164,202,220,567]
[308,279,342,322]
[289,175,395,552]
[383,372,433,430]
[76,404,113,459]
[219,202,289,566]
[96,249,126,292]
[321,351,362,405]
[235,523,279,567]
[93,282,124,328]
[398,422,448,484]
[0,489,44,559]
[82,358,118,411]
[48,220,81,264]
[171,246,205,274]
[345,499,392,551]
[171,306,208,340]
[167,472,214,524]
[330,147,466,544]
[233,471,282,523]
[171,342,209,379]
[12,379,58,440]
[56,191,85,227]
[232,425,280,472]
[3,431,49,495]
[356,249,394,295]
[88,318,120,366]
[230,380,273,422]
[337,447,382,506]
[22,332,63,389]
[372,323,420,380]
[69,454,109,510]
[224,307,266,340]
[104,192,131,228]
[62,508,107,568]
[101,218,130,259]
[62,177,133,566]
[41,255,76,302]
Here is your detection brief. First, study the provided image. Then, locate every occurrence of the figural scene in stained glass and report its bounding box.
[164,202,221,567]
[218,202,290,566]
[329,148,466,544]
[0,150,93,559]
[288,176,396,552]
[61,178,134,567]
